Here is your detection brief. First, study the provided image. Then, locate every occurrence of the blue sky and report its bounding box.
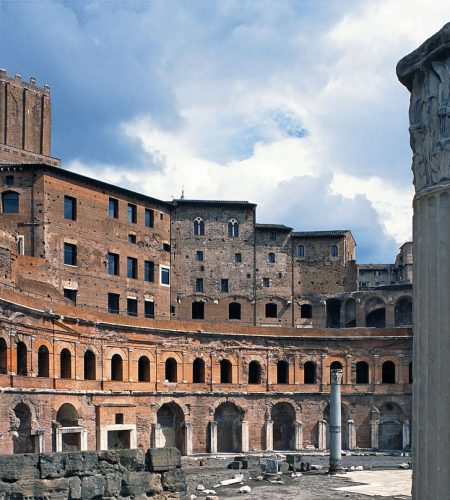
[1,0,448,262]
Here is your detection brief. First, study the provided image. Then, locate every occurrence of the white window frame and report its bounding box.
[160,265,170,287]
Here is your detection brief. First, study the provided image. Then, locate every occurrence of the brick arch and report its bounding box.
[79,344,100,357]
[53,400,83,424]
[130,349,155,363]
[210,397,246,416]
[34,338,53,353]
[270,398,302,419]
[104,347,128,360]
[352,356,374,384]
[151,399,192,423]
[55,342,76,357]
[363,294,388,313]
[215,354,238,365]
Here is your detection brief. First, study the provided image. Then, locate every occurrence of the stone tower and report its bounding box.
[397,22,450,499]
[0,69,59,166]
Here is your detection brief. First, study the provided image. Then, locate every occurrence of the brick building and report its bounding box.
[0,70,412,456]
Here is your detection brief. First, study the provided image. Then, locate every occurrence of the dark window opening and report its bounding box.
[193,218,205,236]
[297,245,305,257]
[193,358,205,383]
[84,350,96,380]
[366,308,386,328]
[269,231,277,241]
[108,293,120,314]
[64,196,76,220]
[277,360,289,384]
[195,278,204,293]
[268,252,276,263]
[64,288,77,305]
[145,208,154,228]
[2,191,19,213]
[229,302,241,320]
[115,413,124,425]
[303,361,316,384]
[37,345,49,378]
[163,243,171,252]
[165,358,177,382]
[60,348,72,379]
[64,243,77,266]
[0,338,7,374]
[192,301,204,320]
[326,298,341,328]
[127,297,138,316]
[17,341,27,376]
[108,253,119,275]
[196,250,204,261]
[228,219,239,237]
[128,234,136,244]
[356,361,369,384]
[330,245,338,257]
[382,361,396,384]
[161,267,170,285]
[409,362,413,383]
[262,277,270,288]
[138,356,150,382]
[5,175,14,185]
[145,301,155,319]
[144,260,154,282]
[127,257,137,279]
[265,303,277,318]
[301,304,312,318]
[111,354,123,381]
[109,198,118,218]
[221,278,229,293]
[248,360,261,384]
[127,203,137,223]
[234,253,242,263]
[220,359,232,383]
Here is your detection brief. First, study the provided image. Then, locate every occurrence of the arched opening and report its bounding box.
[193,358,205,383]
[111,354,123,381]
[395,297,413,326]
[304,361,316,384]
[268,252,276,263]
[265,303,277,318]
[409,362,413,384]
[220,359,232,383]
[228,219,239,237]
[365,297,386,328]
[157,403,185,454]
[326,299,341,328]
[165,358,177,382]
[229,302,241,320]
[84,350,96,380]
[16,341,27,376]
[56,403,80,451]
[300,304,312,319]
[382,361,396,383]
[379,402,403,450]
[192,301,204,320]
[37,345,49,378]
[272,402,295,450]
[12,403,34,453]
[2,190,19,213]
[0,338,7,374]
[248,360,261,384]
[60,348,72,379]
[138,356,150,382]
[193,217,205,236]
[277,360,289,384]
[356,361,369,384]
[214,402,243,453]
[344,299,356,327]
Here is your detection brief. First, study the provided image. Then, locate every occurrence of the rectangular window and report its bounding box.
[109,198,118,218]
[145,300,155,319]
[262,277,270,288]
[5,175,14,185]
[269,231,277,241]
[221,278,229,293]
[128,234,136,244]
[145,208,154,228]
[196,250,204,261]
[108,253,119,275]
[161,266,170,286]
[64,243,77,266]
[163,243,171,252]
[144,260,155,282]
[128,203,137,223]
[64,196,76,221]
[234,253,242,263]
[196,278,204,293]
[17,235,24,255]
[127,257,137,279]
[127,297,138,316]
[108,293,120,314]
[63,288,77,305]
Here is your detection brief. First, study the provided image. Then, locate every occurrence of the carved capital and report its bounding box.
[330,369,343,385]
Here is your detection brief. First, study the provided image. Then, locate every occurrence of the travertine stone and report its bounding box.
[397,21,450,500]
[328,369,343,473]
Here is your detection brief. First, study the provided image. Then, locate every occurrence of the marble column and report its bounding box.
[209,421,217,454]
[241,421,249,452]
[397,22,450,499]
[294,420,303,450]
[184,422,193,456]
[264,420,273,450]
[328,369,343,473]
[402,420,410,451]
[152,423,163,448]
[347,420,356,450]
[370,418,379,450]
[317,420,327,450]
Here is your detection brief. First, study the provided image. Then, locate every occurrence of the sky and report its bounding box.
[1,0,448,262]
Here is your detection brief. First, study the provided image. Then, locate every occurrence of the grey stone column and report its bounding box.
[397,23,450,499]
[209,421,217,454]
[264,420,273,450]
[317,420,327,450]
[294,420,303,450]
[328,369,343,473]
[183,422,193,456]
[241,421,249,452]
[347,420,356,450]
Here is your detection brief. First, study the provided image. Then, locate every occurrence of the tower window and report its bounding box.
[144,300,155,318]
[108,293,120,314]
[64,196,76,221]
[269,231,277,241]
[234,253,242,263]
[221,279,229,293]
[109,198,118,218]
[160,266,170,286]
[228,219,239,237]
[64,243,77,266]
[128,203,137,223]
[262,277,270,288]
[196,250,204,261]
[297,245,305,257]
[2,191,19,213]
[330,245,338,257]
[268,252,276,263]
[108,253,119,275]
[194,217,205,236]
[127,297,138,316]
[196,278,204,293]
[127,257,137,279]
[144,260,154,282]
[145,208,154,228]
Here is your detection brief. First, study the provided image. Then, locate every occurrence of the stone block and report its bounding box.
[0,454,39,482]
[39,453,66,479]
[121,471,163,497]
[10,478,70,499]
[104,472,122,497]
[68,476,81,499]
[279,461,290,473]
[118,448,146,471]
[229,461,243,469]
[145,447,181,472]
[65,451,99,476]
[161,468,186,493]
[81,474,105,498]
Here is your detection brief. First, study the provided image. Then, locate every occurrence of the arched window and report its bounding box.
[330,245,338,257]
[248,360,261,384]
[229,302,241,320]
[0,338,7,374]
[84,350,96,380]
[265,303,277,318]
[37,345,49,378]
[303,361,316,384]
[17,341,27,376]
[277,360,289,384]
[138,356,150,382]
[356,361,369,384]
[268,252,276,263]
[220,359,232,383]
[193,358,205,383]
[193,217,205,236]
[382,361,396,384]
[60,349,72,379]
[297,244,305,257]
[2,191,19,213]
[165,357,177,382]
[111,354,123,381]
[228,219,239,237]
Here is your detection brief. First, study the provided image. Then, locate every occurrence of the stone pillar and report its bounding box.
[294,420,303,450]
[152,423,164,448]
[371,418,379,450]
[402,420,410,450]
[317,420,327,450]
[209,421,217,454]
[264,420,273,450]
[184,422,193,456]
[347,420,356,450]
[241,421,249,452]
[32,430,45,453]
[328,369,343,473]
[397,23,450,499]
